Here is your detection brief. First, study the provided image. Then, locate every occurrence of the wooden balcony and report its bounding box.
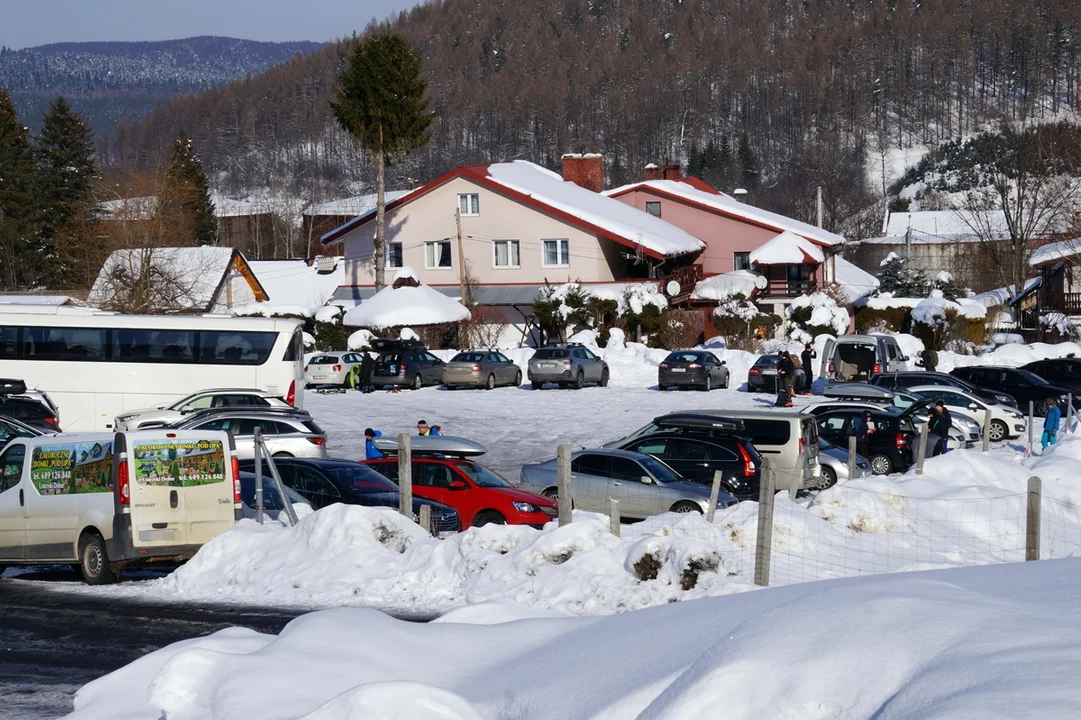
[761,279,817,298]
[1041,291,1081,315]
[656,264,704,304]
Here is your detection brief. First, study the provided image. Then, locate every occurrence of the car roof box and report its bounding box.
[371,338,426,352]
[372,435,488,457]
[823,383,895,400]
[0,378,28,396]
[652,413,744,434]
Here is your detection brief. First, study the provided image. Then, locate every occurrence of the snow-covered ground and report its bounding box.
[66,557,1081,720]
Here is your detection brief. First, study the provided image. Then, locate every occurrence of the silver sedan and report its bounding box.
[443,350,523,389]
[175,411,329,459]
[813,438,871,489]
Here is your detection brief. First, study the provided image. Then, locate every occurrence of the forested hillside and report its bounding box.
[0,37,323,135]
[101,0,1081,239]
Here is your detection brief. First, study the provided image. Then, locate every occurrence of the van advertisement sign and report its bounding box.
[31,442,114,495]
[132,439,226,487]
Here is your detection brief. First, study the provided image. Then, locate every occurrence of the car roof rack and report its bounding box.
[652,413,744,434]
[371,435,487,458]
[372,338,426,352]
[0,379,28,396]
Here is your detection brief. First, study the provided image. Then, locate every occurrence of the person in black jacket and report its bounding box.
[359,352,375,393]
[776,351,795,407]
[928,400,952,454]
[801,343,816,395]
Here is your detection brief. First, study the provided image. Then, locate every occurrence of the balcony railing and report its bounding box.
[762,279,817,298]
[656,265,704,304]
[1041,292,1081,315]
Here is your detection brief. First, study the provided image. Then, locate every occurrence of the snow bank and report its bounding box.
[68,559,1081,720]
[691,270,760,301]
[786,292,849,342]
[939,340,1081,372]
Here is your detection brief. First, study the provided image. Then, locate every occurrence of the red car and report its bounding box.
[364,455,557,528]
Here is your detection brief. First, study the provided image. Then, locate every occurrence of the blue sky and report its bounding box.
[2,0,423,49]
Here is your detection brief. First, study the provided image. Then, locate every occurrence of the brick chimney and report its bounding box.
[644,162,681,181]
[644,163,661,181]
[561,153,604,193]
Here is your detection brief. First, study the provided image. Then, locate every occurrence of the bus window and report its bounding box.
[23,327,107,361]
[112,329,196,363]
[283,329,302,362]
[0,327,17,359]
[198,331,276,365]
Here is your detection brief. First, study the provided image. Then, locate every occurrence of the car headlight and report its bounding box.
[511,501,539,513]
[117,414,138,422]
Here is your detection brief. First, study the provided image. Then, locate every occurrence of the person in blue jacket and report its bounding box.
[1042,396,1062,451]
[364,428,384,459]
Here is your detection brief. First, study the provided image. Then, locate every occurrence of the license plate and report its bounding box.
[762,369,777,375]
[670,368,686,373]
[542,362,556,368]
[437,531,456,539]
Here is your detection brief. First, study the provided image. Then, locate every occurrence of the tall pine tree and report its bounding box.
[36,96,97,287]
[0,90,40,290]
[166,131,217,246]
[737,132,758,190]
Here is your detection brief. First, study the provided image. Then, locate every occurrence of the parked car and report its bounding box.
[364,435,555,528]
[808,398,943,456]
[907,385,1027,442]
[371,339,445,390]
[237,471,313,521]
[442,350,523,390]
[304,352,367,389]
[746,354,780,393]
[1022,358,1081,394]
[870,371,1017,407]
[519,448,736,520]
[0,378,60,431]
[950,366,1080,416]
[658,350,730,391]
[239,457,460,534]
[115,389,292,431]
[528,344,610,389]
[817,437,871,488]
[804,404,920,475]
[822,383,980,449]
[174,409,328,459]
[0,414,47,445]
[820,334,911,382]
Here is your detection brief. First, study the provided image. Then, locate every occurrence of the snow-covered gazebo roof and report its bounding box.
[749,231,826,265]
[342,268,470,328]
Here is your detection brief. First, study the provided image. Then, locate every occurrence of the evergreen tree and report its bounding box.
[36,96,97,286]
[877,254,930,297]
[737,132,758,190]
[718,135,732,166]
[166,131,217,246]
[331,31,433,291]
[0,90,40,290]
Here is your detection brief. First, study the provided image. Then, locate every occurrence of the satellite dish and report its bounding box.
[753,275,768,290]
[666,280,681,296]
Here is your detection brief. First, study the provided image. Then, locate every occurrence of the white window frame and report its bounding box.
[424,240,453,270]
[645,201,662,217]
[492,239,520,269]
[384,241,403,268]
[542,238,570,268]
[458,193,480,216]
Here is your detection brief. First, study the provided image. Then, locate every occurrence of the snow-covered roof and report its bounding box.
[605,179,845,247]
[247,258,345,314]
[833,256,880,304]
[88,247,243,311]
[342,269,470,328]
[971,278,1039,308]
[213,195,273,218]
[883,210,1008,238]
[749,231,825,265]
[322,161,706,260]
[0,295,85,307]
[1029,238,1081,267]
[305,191,409,217]
[691,271,761,300]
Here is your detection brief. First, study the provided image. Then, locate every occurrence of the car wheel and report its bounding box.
[541,488,559,501]
[869,454,893,475]
[700,375,712,392]
[670,501,702,514]
[446,385,456,391]
[272,452,293,458]
[513,371,522,387]
[722,372,730,389]
[531,381,543,390]
[473,510,506,527]
[599,368,610,387]
[989,419,1008,442]
[79,532,116,585]
[412,373,423,390]
[574,371,585,390]
[485,374,496,390]
[817,465,838,490]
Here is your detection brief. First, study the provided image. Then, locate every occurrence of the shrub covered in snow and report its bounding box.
[785,293,849,343]
[532,281,672,346]
[711,292,780,349]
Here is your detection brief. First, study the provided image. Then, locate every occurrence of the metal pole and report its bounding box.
[1067,394,1074,434]
[982,408,992,452]
[557,444,572,527]
[706,470,723,522]
[253,427,264,525]
[262,447,297,525]
[848,435,857,479]
[608,497,620,537]
[753,459,775,587]
[1026,476,1042,561]
[398,433,412,519]
[1027,400,1035,456]
[915,423,929,475]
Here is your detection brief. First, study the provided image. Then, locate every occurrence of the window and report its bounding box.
[459,193,480,216]
[198,331,276,365]
[385,242,403,268]
[0,444,25,492]
[493,240,520,268]
[609,457,645,481]
[667,438,710,461]
[634,440,668,456]
[425,240,453,269]
[542,239,570,267]
[185,396,214,411]
[571,454,609,476]
[23,327,107,361]
[0,327,18,359]
[283,329,302,362]
[645,201,662,217]
[414,463,453,488]
[111,329,196,363]
[741,419,792,445]
[290,466,341,508]
[734,252,751,271]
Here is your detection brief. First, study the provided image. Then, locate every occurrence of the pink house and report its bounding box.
[321,157,705,335]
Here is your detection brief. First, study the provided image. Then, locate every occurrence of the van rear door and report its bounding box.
[126,431,237,549]
[819,339,836,379]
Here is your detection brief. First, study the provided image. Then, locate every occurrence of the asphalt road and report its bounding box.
[0,569,430,720]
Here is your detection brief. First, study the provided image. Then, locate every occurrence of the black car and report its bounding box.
[371,339,445,390]
[950,366,1079,416]
[614,428,762,500]
[658,351,730,391]
[870,371,1017,408]
[0,414,45,446]
[805,405,919,475]
[0,396,59,431]
[237,457,460,533]
[1021,358,1081,395]
[746,354,780,393]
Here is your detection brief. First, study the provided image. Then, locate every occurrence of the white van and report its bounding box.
[0,430,240,583]
[820,334,910,382]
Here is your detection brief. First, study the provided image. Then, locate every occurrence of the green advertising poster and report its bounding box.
[31,441,114,495]
[132,439,226,487]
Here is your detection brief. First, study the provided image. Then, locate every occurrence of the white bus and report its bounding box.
[0,305,304,432]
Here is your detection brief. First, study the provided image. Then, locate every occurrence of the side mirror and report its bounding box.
[968,403,979,411]
[901,356,910,362]
[721,360,727,366]
[640,475,652,485]
[449,479,468,490]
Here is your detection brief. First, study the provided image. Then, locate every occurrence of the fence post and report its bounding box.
[706,470,723,522]
[253,427,264,525]
[754,459,775,587]
[398,433,412,520]
[1026,476,1042,561]
[915,423,929,475]
[419,503,432,536]
[557,444,573,527]
[608,497,621,537]
[1067,394,1074,434]
[982,408,992,452]
[847,435,857,478]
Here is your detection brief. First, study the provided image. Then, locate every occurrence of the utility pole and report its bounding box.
[905,223,913,262]
[455,207,468,305]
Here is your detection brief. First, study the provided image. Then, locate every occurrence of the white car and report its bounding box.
[114,389,291,431]
[907,385,1027,442]
[305,352,366,388]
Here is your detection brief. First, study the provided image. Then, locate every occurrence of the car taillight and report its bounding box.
[232,457,241,502]
[118,461,130,506]
[401,364,408,371]
[303,365,308,372]
[333,364,341,372]
[660,363,669,369]
[286,380,296,406]
[688,363,701,369]
[896,433,907,449]
[308,436,326,445]
[44,416,59,427]
[562,359,571,366]
[873,363,881,374]
[749,368,760,375]
[472,364,482,372]
[738,443,756,478]
[828,362,835,373]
